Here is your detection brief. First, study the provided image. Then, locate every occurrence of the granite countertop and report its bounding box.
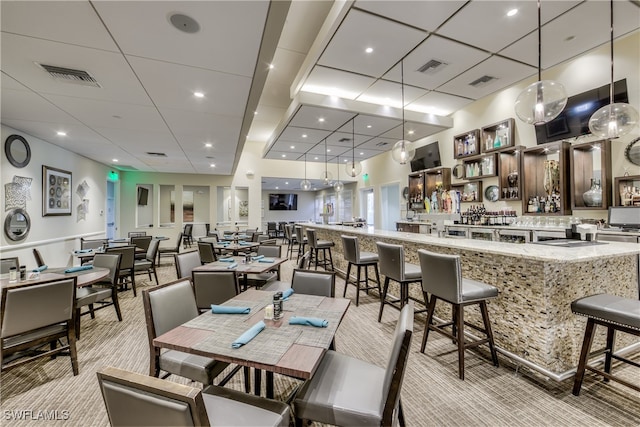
[396,220,432,225]
[304,223,640,262]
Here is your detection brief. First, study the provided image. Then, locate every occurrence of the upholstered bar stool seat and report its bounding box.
[306,228,334,271]
[571,294,640,395]
[341,235,381,306]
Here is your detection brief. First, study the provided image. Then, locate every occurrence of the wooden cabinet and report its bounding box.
[462,153,497,180]
[498,146,523,201]
[408,172,425,210]
[522,141,571,215]
[424,167,451,196]
[481,118,515,153]
[396,222,419,233]
[570,139,612,210]
[451,181,483,203]
[613,174,640,206]
[453,129,480,159]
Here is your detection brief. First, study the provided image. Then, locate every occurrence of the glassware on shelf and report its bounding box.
[583,178,603,207]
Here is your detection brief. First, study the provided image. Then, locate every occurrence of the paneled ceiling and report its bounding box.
[2,1,639,177]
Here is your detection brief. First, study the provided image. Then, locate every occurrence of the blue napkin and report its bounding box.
[282,288,294,300]
[239,241,251,246]
[219,258,235,262]
[232,321,265,348]
[251,255,264,261]
[33,265,48,272]
[211,305,250,314]
[64,265,94,273]
[74,249,92,254]
[258,258,274,263]
[289,316,328,328]
[226,263,238,269]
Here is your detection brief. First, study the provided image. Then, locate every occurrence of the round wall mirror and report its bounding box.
[624,137,640,166]
[453,164,465,179]
[4,208,31,241]
[4,134,31,168]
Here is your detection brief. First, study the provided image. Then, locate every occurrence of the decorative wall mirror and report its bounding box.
[4,134,31,168]
[4,208,31,241]
[624,136,640,166]
[453,164,465,179]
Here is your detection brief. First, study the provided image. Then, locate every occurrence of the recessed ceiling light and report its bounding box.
[254,111,258,115]
[344,159,348,162]
[314,156,319,160]
[193,92,204,98]
[365,47,374,54]
[210,163,215,167]
[269,64,274,69]
[318,118,325,123]
[327,149,331,152]
[366,125,372,128]
[285,182,289,185]
[112,158,119,162]
[408,130,415,135]
[507,8,518,17]
[281,154,286,158]
[205,143,212,148]
[290,145,295,149]
[360,152,364,155]
[302,134,308,138]
[275,186,279,189]
[57,131,66,136]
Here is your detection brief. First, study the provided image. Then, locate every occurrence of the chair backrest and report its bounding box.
[267,222,276,231]
[131,235,152,252]
[381,304,414,426]
[294,226,305,243]
[81,238,107,250]
[146,238,160,263]
[1,277,77,338]
[418,249,461,304]
[291,269,335,297]
[128,231,147,237]
[306,229,318,249]
[257,244,281,258]
[183,224,193,236]
[298,251,311,269]
[197,241,217,264]
[257,235,272,243]
[341,235,360,264]
[97,366,208,427]
[284,224,293,241]
[93,253,121,286]
[205,223,211,235]
[175,251,201,279]
[106,246,135,271]
[32,249,46,267]
[192,270,239,310]
[1,257,19,274]
[142,279,200,339]
[173,233,184,251]
[376,241,405,281]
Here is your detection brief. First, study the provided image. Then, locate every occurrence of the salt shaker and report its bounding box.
[9,267,18,283]
[273,291,283,320]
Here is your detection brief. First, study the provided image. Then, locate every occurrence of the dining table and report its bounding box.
[153,289,350,399]
[194,255,287,291]
[213,241,260,256]
[0,266,109,289]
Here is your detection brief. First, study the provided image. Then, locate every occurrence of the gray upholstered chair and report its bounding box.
[258,238,277,246]
[128,231,146,237]
[106,245,137,297]
[131,235,152,260]
[261,252,312,292]
[376,241,423,322]
[294,226,307,262]
[80,237,107,264]
[341,235,381,306]
[134,238,160,284]
[76,253,122,339]
[291,269,335,297]
[244,245,281,290]
[192,270,239,312]
[142,279,228,386]
[197,241,218,264]
[306,228,334,271]
[266,222,278,238]
[182,224,194,248]
[418,249,499,380]
[1,277,79,375]
[157,233,183,265]
[97,366,290,427]
[32,248,46,267]
[175,251,201,280]
[293,303,414,427]
[1,257,19,276]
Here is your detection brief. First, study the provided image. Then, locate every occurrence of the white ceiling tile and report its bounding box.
[270,140,317,154]
[302,66,376,99]
[325,131,371,148]
[355,0,466,32]
[407,91,474,116]
[357,136,397,151]
[288,106,357,131]
[92,128,177,151]
[277,0,334,54]
[1,88,84,125]
[266,48,307,89]
[356,79,427,107]
[337,114,402,136]
[160,108,242,146]
[257,81,293,109]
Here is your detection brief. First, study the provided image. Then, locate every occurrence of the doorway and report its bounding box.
[380,183,400,230]
[106,180,116,239]
[360,188,374,226]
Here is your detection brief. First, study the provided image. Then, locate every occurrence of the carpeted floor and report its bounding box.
[1,247,639,426]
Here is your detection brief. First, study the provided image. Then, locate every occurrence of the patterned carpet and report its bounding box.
[2,247,639,426]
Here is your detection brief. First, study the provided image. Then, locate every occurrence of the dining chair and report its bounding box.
[130,235,152,260]
[245,245,281,289]
[341,235,381,306]
[261,252,312,292]
[134,238,160,284]
[182,224,194,248]
[1,257,20,275]
[306,228,334,271]
[192,270,239,312]
[142,279,238,387]
[80,237,107,264]
[175,251,201,280]
[1,277,79,376]
[293,304,414,427]
[157,233,183,265]
[97,366,290,427]
[266,222,277,238]
[284,224,297,259]
[257,235,275,244]
[197,241,218,264]
[75,253,122,340]
[106,246,137,297]
[32,248,46,267]
[128,231,147,238]
[291,268,335,297]
[294,227,307,262]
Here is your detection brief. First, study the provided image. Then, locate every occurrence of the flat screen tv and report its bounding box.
[608,206,640,230]
[535,79,628,144]
[410,141,441,172]
[137,187,149,206]
[269,193,298,210]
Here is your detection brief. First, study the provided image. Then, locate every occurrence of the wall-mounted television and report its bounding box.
[535,79,628,144]
[410,141,441,172]
[137,187,149,206]
[269,193,298,210]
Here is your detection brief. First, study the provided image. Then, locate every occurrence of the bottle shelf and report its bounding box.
[451,181,483,203]
[613,174,640,206]
[453,129,480,159]
[462,153,497,180]
[522,141,571,215]
[481,118,515,153]
[569,139,612,210]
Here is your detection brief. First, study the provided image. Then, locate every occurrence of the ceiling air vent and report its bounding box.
[376,141,389,147]
[36,63,101,87]
[417,59,448,74]
[338,138,351,143]
[146,152,167,157]
[469,75,497,88]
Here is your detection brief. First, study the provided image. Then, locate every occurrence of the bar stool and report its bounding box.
[571,294,640,395]
[376,241,423,322]
[417,249,499,380]
[341,235,381,306]
[306,228,334,271]
[284,224,297,260]
[294,226,307,262]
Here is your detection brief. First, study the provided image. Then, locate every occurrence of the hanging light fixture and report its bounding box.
[321,138,333,185]
[333,156,344,192]
[514,0,567,125]
[391,60,416,164]
[345,118,362,177]
[300,153,311,191]
[588,0,639,138]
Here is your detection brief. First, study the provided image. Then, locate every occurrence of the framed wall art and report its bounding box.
[43,165,72,216]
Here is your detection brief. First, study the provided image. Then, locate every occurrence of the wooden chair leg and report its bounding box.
[355,265,361,306]
[421,296,437,353]
[112,288,123,322]
[480,301,499,367]
[328,248,334,271]
[456,304,465,380]
[573,318,596,396]
[398,399,406,427]
[75,308,82,340]
[344,262,352,298]
[130,272,137,297]
[378,277,390,322]
[603,326,616,381]
[67,326,79,376]
[374,264,382,295]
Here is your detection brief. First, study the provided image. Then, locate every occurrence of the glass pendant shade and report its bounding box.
[345,160,362,178]
[589,103,639,139]
[321,171,333,185]
[391,140,416,164]
[333,180,344,192]
[300,179,311,191]
[515,80,567,125]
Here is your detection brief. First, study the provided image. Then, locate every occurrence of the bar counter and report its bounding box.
[303,223,640,378]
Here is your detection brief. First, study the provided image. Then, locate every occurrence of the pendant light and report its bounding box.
[515,0,567,125]
[588,0,639,138]
[300,154,311,191]
[391,60,416,164]
[345,118,362,177]
[333,156,344,192]
[321,138,333,185]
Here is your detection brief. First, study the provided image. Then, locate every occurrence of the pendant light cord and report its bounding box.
[325,138,328,176]
[401,60,405,140]
[352,118,355,166]
[609,0,614,103]
[537,0,542,82]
